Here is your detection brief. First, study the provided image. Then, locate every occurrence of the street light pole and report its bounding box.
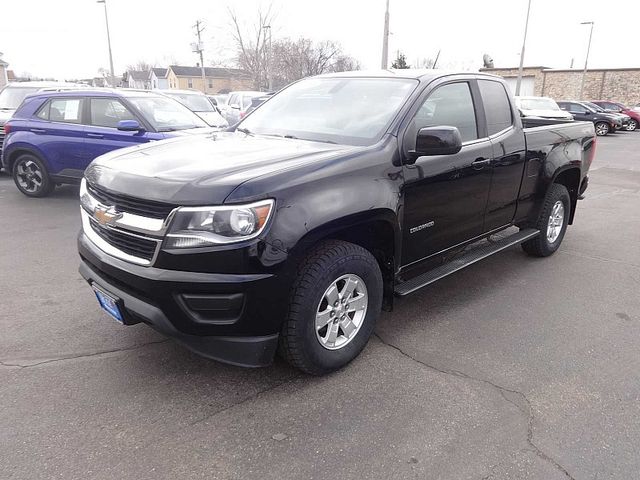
[579,21,594,99]
[97,0,115,87]
[515,0,532,96]
[381,0,390,69]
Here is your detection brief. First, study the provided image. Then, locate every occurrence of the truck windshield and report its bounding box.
[238,77,418,146]
[166,93,216,112]
[128,95,208,131]
[519,98,560,111]
[0,86,41,110]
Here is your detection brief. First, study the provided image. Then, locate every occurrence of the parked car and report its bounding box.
[222,91,265,124]
[0,81,85,162]
[77,71,595,375]
[1,89,211,197]
[582,102,631,131]
[591,100,639,131]
[557,101,621,136]
[244,93,274,116]
[514,96,574,121]
[207,94,228,107]
[159,89,228,128]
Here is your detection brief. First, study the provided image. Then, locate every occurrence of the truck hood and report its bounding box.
[85,132,356,205]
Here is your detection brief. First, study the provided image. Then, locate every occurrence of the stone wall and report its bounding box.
[481,66,640,105]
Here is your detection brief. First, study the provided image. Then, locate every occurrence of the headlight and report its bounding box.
[164,199,274,248]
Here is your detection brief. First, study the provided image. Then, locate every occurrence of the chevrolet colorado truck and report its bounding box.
[77,71,595,375]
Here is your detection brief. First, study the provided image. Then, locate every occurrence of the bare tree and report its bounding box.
[228,5,275,90]
[270,38,360,89]
[414,57,436,69]
[126,60,155,72]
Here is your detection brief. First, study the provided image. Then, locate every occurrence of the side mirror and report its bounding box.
[117,120,143,132]
[408,126,462,161]
[230,103,240,110]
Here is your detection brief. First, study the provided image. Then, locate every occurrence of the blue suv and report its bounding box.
[1,89,211,197]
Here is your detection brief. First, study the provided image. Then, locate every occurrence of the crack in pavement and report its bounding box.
[373,333,576,480]
[0,339,170,369]
[189,373,303,427]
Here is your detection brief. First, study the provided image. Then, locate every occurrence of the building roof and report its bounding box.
[151,67,167,78]
[127,70,148,81]
[168,65,251,79]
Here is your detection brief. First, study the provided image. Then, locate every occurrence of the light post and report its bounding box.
[97,0,115,87]
[515,0,532,96]
[381,0,390,69]
[579,21,595,99]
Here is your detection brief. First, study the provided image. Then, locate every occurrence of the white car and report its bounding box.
[159,89,228,128]
[514,96,574,121]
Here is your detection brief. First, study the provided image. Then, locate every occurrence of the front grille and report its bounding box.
[87,182,175,219]
[89,220,158,261]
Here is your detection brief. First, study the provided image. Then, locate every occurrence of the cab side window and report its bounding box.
[478,80,513,135]
[408,82,478,145]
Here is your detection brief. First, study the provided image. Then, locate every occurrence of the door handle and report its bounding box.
[472,157,492,169]
[86,133,104,138]
[30,128,46,134]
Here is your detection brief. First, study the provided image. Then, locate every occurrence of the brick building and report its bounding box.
[166,66,253,94]
[480,66,640,105]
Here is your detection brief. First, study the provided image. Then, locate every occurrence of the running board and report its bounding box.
[394,228,540,296]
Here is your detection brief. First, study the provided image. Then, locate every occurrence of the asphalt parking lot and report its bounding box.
[2,132,640,480]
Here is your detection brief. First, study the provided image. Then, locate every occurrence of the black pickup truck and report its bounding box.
[78,71,595,375]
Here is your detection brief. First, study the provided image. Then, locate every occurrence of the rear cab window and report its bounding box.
[478,80,513,135]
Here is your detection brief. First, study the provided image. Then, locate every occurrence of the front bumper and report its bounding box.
[78,232,286,367]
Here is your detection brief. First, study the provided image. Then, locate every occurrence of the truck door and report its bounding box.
[400,80,493,266]
[477,79,527,231]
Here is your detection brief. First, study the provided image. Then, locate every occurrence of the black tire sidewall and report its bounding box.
[291,247,383,374]
[12,154,52,197]
[539,185,570,255]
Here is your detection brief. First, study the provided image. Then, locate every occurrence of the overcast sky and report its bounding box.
[1,0,638,80]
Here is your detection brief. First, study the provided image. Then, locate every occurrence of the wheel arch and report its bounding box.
[4,144,49,173]
[286,209,401,311]
[551,166,581,224]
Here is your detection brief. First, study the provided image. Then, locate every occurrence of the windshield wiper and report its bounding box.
[236,127,253,136]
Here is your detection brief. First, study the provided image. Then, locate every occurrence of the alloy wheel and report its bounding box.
[15,159,44,193]
[546,200,565,243]
[595,123,609,136]
[315,274,368,350]
[626,120,637,131]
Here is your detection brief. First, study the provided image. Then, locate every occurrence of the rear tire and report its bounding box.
[12,153,54,197]
[522,183,570,257]
[594,122,610,136]
[279,240,383,375]
[626,119,637,131]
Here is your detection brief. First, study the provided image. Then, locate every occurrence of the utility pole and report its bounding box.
[193,20,206,92]
[579,21,594,99]
[97,0,115,87]
[263,25,272,91]
[515,0,532,96]
[381,0,390,69]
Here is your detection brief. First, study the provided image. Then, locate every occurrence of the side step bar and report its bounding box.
[394,228,540,296]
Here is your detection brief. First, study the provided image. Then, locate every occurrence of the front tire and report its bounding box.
[12,154,54,197]
[594,122,610,136]
[279,240,383,375]
[521,183,570,257]
[626,119,637,131]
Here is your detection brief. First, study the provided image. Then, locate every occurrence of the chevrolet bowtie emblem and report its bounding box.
[94,206,122,226]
